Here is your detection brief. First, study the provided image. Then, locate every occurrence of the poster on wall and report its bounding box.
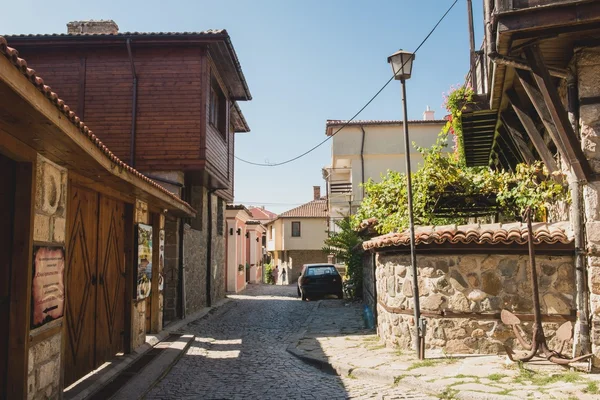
[31,246,65,329]
[158,229,165,293]
[136,224,153,300]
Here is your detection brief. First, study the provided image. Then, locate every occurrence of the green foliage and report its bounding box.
[264,263,274,284]
[353,129,569,234]
[323,217,365,298]
[238,264,244,272]
[444,84,474,164]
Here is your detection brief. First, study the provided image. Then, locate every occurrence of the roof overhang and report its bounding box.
[4,31,252,101]
[0,42,195,217]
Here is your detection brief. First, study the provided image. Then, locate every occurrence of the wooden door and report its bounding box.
[95,195,126,366]
[65,184,98,386]
[0,154,16,399]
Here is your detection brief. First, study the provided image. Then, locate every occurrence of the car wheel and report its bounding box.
[337,291,344,299]
[297,287,301,297]
[301,291,307,301]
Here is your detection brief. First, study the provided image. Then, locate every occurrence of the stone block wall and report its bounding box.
[28,154,67,400]
[184,224,207,314]
[285,250,329,283]
[211,195,226,302]
[363,252,376,312]
[375,252,575,354]
[576,45,600,366]
[163,215,180,324]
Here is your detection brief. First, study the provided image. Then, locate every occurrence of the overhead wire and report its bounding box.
[235,0,460,167]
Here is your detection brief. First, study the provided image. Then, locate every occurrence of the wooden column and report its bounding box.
[150,213,163,333]
[522,45,592,181]
[506,89,559,173]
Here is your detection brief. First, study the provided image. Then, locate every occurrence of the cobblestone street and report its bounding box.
[145,284,431,400]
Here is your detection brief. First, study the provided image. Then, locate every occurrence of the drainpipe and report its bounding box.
[178,217,186,319]
[567,71,591,358]
[359,125,366,199]
[126,38,138,167]
[206,189,217,307]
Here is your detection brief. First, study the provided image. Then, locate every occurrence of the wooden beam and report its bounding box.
[498,125,525,166]
[150,213,161,333]
[524,46,592,181]
[498,1,600,33]
[506,89,559,174]
[501,113,536,164]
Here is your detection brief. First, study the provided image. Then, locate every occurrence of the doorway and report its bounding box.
[0,153,16,399]
[65,184,127,386]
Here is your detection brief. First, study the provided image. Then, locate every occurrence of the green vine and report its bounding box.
[444,84,474,166]
[352,130,569,234]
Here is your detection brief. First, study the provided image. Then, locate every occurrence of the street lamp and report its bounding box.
[388,49,425,360]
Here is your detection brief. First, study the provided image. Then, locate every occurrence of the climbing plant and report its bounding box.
[352,85,569,235]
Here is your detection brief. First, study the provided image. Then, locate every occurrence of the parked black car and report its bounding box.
[297,264,343,301]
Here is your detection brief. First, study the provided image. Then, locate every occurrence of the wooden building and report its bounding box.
[460,0,600,366]
[6,20,252,330]
[0,36,195,398]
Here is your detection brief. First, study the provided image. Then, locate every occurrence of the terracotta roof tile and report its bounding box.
[279,199,327,218]
[248,207,277,221]
[0,35,194,213]
[362,221,573,250]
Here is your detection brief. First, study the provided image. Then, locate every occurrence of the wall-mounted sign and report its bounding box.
[158,229,165,293]
[136,224,153,300]
[31,246,65,329]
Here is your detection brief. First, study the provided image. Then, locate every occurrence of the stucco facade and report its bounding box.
[324,117,446,232]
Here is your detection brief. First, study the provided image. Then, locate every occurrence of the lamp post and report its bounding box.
[388,49,425,359]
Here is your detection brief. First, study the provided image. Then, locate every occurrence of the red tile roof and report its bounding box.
[248,207,277,221]
[0,35,194,213]
[279,199,327,218]
[362,221,573,250]
[5,30,251,101]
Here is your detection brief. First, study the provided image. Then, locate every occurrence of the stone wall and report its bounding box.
[375,252,576,354]
[163,215,180,324]
[285,250,329,283]
[183,224,207,315]
[363,252,376,312]
[576,45,600,366]
[211,195,226,302]
[28,155,67,400]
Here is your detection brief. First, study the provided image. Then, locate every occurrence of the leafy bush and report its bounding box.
[323,217,366,299]
[264,263,274,284]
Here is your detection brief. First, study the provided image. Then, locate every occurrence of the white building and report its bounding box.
[323,108,446,232]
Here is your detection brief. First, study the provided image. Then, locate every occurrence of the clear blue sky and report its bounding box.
[1,0,483,214]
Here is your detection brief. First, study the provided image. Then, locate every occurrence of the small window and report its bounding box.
[291,221,301,237]
[209,76,227,139]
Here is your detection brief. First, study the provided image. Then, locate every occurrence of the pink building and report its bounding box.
[225,205,267,292]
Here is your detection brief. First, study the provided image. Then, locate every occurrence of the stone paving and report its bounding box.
[145,284,433,400]
[289,299,600,400]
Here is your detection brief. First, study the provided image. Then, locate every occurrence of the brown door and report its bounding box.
[0,154,16,399]
[65,186,127,386]
[95,195,126,365]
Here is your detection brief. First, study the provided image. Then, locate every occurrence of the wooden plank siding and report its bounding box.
[12,45,234,196]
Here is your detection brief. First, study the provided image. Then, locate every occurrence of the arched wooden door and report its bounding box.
[65,184,126,386]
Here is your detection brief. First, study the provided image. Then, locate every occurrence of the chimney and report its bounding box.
[423,105,435,121]
[67,20,119,35]
[313,186,321,200]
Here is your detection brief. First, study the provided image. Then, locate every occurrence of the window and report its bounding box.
[306,266,338,276]
[209,76,227,139]
[217,198,224,236]
[291,221,301,237]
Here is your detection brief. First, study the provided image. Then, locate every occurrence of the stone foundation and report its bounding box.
[375,252,575,354]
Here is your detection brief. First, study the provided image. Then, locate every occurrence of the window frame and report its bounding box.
[291,221,301,237]
[209,76,227,140]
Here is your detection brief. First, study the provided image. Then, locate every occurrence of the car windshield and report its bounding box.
[306,266,337,276]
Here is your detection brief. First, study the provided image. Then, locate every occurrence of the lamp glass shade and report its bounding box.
[387,49,415,80]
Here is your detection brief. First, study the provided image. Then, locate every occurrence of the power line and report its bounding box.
[235,0,459,167]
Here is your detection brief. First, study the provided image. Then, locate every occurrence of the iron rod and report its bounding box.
[401,78,423,359]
